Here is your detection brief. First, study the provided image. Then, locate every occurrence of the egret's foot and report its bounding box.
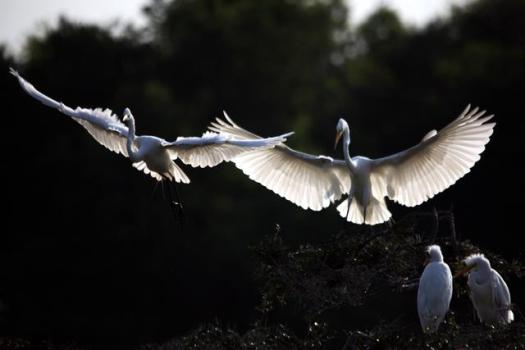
[169,200,185,229]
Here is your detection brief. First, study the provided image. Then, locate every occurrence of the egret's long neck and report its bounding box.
[472,267,489,284]
[342,128,356,172]
[431,255,444,263]
[126,117,139,162]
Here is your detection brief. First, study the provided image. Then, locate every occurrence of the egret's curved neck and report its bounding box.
[472,268,489,284]
[431,255,444,263]
[126,117,140,162]
[342,128,356,172]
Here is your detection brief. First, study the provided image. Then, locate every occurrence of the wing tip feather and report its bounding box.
[9,67,19,77]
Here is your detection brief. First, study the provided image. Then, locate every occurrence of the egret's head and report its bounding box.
[424,244,443,264]
[455,253,490,278]
[335,118,349,149]
[122,108,132,123]
[464,254,491,270]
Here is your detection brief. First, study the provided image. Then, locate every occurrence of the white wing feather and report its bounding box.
[371,105,495,207]
[208,114,351,211]
[163,130,293,168]
[10,68,130,156]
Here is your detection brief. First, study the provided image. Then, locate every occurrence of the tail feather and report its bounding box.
[132,161,190,184]
[337,197,391,225]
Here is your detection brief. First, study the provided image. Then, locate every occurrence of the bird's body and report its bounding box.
[460,254,514,325]
[417,245,453,334]
[210,106,495,225]
[131,135,187,182]
[10,68,291,185]
[137,138,171,174]
[336,155,378,223]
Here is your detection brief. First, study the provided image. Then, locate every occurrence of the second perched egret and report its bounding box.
[455,254,514,325]
[417,245,453,334]
[209,107,495,225]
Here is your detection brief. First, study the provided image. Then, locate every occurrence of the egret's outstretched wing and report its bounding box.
[163,131,292,168]
[208,114,351,211]
[370,105,495,207]
[492,270,514,323]
[10,68,129,156]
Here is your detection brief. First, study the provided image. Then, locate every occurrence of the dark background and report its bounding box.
[1,0,524,347]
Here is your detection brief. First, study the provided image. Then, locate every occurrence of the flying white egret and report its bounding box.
[10,68,291,216]
[209,107,495,225]
[10,68,291,183]
[417,245,453,334]
[455,254,514,325]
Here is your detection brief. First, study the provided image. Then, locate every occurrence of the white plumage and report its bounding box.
[210,106,495,225]
[457,254,514,325]
[417,245,453,334]
[10,68,291,183]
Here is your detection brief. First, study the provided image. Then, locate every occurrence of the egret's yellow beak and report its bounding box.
[334,131,343,150]
[454,264,475,278]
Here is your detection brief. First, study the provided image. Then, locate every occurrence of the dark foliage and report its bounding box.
[249,211,525,349]
[344,317,525,349]
[138,321,333,350]
[252,211,525,319]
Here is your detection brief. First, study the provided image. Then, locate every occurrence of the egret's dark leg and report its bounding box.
[171,182,184,213]
[160,180,166,200]
[385,218,394,231]
[172,181,185,230]
[150,180,161,200]
[339,195,353,232]
[366,209,374,236]
[345,195,353,222]
[161,179,177,220]
[170,180,184,218]
[165,179,185,228]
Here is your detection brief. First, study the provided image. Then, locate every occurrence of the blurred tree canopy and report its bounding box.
[1,0,524,347]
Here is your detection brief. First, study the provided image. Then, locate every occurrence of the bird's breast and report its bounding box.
[136,137,171,174]
[351,158,372,204]
[468,274,492,301]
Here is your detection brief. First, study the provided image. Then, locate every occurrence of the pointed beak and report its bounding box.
[123,108,131,121]
[454,264,474,279]
[334,131,343,150]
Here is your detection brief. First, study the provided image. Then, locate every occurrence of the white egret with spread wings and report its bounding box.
[210,107,495,225]
[10,68,291,216]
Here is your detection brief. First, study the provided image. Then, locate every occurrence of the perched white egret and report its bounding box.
[455,254,514,325]
[417,245,453,334]
[209,107,495,225]
[10,68,291,184]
